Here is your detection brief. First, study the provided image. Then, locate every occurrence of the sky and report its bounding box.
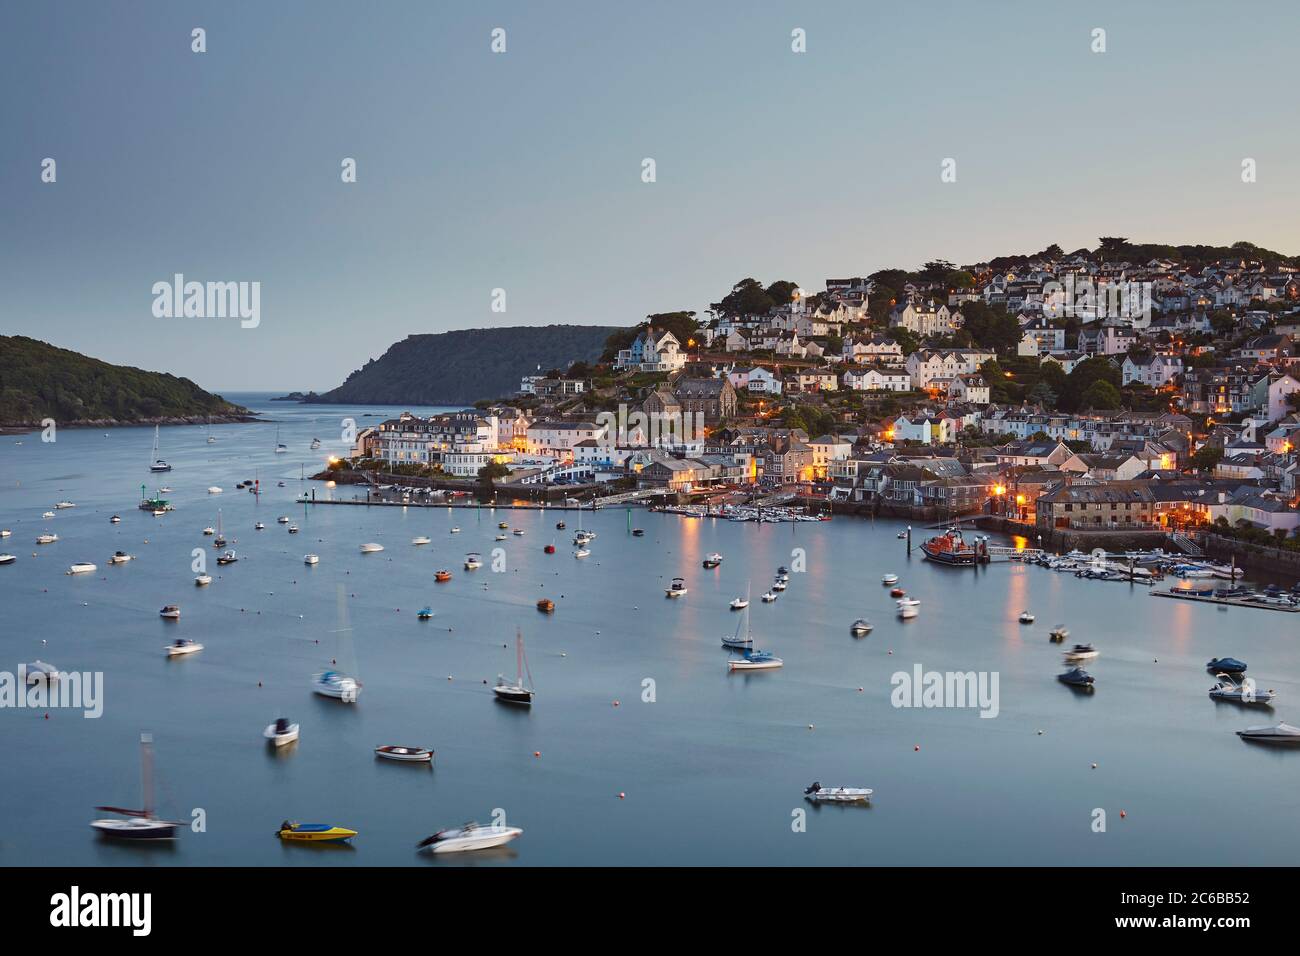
[2,0,1298,390]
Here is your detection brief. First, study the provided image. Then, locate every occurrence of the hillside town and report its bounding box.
[340,240,1300,558]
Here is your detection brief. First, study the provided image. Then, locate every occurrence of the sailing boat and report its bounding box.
[213,508,226,548]
[206,415,216,444]
[274,426,287,454]
[149,425,172,472]
[90,733,182,839]
[572,503,594,546]
[493,629,535,705]
[723,585,755,649]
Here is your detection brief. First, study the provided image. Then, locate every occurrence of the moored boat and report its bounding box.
[359,542,384,553]
[920,528,989,566]
[67,562,97,574]
[304,554,319,565]
[665,576,688,598]
[896,597,920,619]
[804,781,872,803]
[1236,722,1300,744]
[312,670,361,702]
[108,551,133,564]
[1210,673,1275,705]
[416,821,522,853]
[166,638,203,656]
[464,552,483,570]
[375,745,433,763]
[159,604,181,619]
[1058,666,1095,688]
[850,619,873,635]
[536,598,555,613]
[264,718,299,747]
[417,607,434,619]
[728,649,783,671]
[1208,657,1247,674]
[881,573,898,586]
[435,570,452,582]
[194,574,211,586]
[277,821,356,842]
[90,733,181,840]
[493,629,535,704]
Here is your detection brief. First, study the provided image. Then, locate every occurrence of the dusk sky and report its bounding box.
[3,0,1297,390]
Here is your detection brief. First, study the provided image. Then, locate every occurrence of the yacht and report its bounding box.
[216,550,238,565]
[274,427,287,454]
[416,822,522,854]
[287,524,299,534]
[493,630,534,704]
[165,638,203,657]
[148,426,172,473]
[723,591,755,649]
[41,511,55,519]
[1049,625,1069,642]
[771,579,787,592]
[194,574,211,586]
[90,734,181,840]
[728,649,783,671]
[25,660,59,683]
[202,526,215,536]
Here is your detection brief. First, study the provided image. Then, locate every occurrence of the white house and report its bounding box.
[745,367,783,395]
[1121,354,1184,388]
[614,327,686,372]
[948,374,990,405]
[843,367,910,392]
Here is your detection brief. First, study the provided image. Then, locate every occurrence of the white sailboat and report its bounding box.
[493,629,535,704]
[274,426,287,454]
[723,587,755,649]
[149,425,171,472]
[90,733,182,839]
[206,416,216,444]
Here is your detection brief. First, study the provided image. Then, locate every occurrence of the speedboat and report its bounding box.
[109,515,121,524]
[1049,625,1069,642]
[202,526,216,536]
[435,570,452,582]
[1207,657,1247,674]
[573,547,590,558]
[728,650,783,671]
[1236,722,1300,744]
[287,524,299,534]
[896,598,920,619]
[277,516,290,524]
[412,536,431,546]
[194,574,211,586]
[67,562,97,574]
[882,574,899,586]
[360,542,384,553]
[166,638,203,657]
[1058,667,1095,688]
[36,533,58,544]
[416,822,522,854]
[1018,611,1035,624]
[108,551,132,564]
[313,671,362,701]
[304,554,319,565]
[730,597,749,610]
[417,607,434,619]
[1064,643,1098,661]
[207,486,223,495]
[216,550,238,565]
[804,782,872,803]
[0,554,15,565]
[375,745,433,763]
[761,591,777,602]
[464,553,483,570]
[850,619,873,635]
[264,718,299,747]
[1210,674,1275,705]
[55,501,76,509]
[703,552,723,568]
[277,822,356,842]
[159,605,181,619]
[665,577,688,598]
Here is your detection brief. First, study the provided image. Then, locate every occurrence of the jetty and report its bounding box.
[1151,588,1300,612]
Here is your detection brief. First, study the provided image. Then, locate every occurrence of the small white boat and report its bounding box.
[1018,611,1035,624]
[770,579,787,591]
[728,650,783,671]
[729,597,749,610]
[109,516,121,524]
[665,577,688,598]
[495,534,508,541]
[312,670,362,701]
[1049,625,1069,642]
[202,526,216,536]
[417,822,522,854]
[1236,722,1300,744]
[277,516,290,524]
[159,605,181,619]
[194,574,212,586]
[55,501,76,510]
[761,591,777,602]
[512,529,525,537]
[882,574,899,586]
[67,562,97,575]
[850,619,873,635]
[1210,674,1275,705]
[216,550,238,565]
[703,552,723,568]
[573,547,590,558]
[804,782,872,803]
[166,638,203,657]
[1,529,11,536]
[464,553,483,569]
[1064,643,1098,661]
[896,598,920,620]
[42,511,55,519]
[304,554,319,565]
[207,486,223,495]
[36,533,58,544]
[360,543,384,553]
[25,660,60,683]
[108,552,133,564]
[254,522,265,530]
[264,717,299,747]
[411,536,431,546]
[287,524,299,534]
[450,527,461,534]
[374,745,434,763]
[310,438,322,450]
[0,554,15,565]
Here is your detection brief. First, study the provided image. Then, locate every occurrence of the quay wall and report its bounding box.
[1202,533,1300,576]
[974,516,1171,554]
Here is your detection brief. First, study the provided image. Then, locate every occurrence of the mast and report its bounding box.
[140,732,154,817]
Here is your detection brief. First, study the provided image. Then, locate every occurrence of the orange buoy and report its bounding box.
[1120,810,1126,818]
[914,745,920,751]
[534,751,541,758]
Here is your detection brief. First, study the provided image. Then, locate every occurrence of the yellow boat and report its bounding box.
[277,821,357,842]
[498,521,509,529]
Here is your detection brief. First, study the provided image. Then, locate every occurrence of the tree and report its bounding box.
[961,301,1021,353]
[1059,356,1122,411]
[1192,445,1223,473]
[764,280,800,306]
[478,461,511,483]
[718,279,775,317]
[1079,379,1122,410]
[1027,381,1057,408]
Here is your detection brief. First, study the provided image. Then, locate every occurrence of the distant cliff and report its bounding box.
[0,336,252,428]
[311,325,624,405]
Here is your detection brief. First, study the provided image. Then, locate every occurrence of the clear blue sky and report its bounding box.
[2,0,1297,389]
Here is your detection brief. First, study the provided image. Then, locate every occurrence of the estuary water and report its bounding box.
[2,394,1298,866]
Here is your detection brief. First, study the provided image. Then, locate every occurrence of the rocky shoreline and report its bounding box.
[0,412,263,435]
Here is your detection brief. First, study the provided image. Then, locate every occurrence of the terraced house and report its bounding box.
[1035,482,1159,531]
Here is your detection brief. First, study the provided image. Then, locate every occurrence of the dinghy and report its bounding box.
[374,745,433,763]
[804,782,872,803]
[263,718,299,747]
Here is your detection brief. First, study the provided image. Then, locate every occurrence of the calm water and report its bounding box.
[3,394,1299,866]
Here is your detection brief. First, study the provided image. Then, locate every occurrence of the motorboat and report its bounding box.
[412,536,431,546]
[498,522,510,530]
[512,529,525,537]
[493,630,535,704]
[36,533,58,544]
[109,516,121,523]
[1049,625,1069,642]
[310,438,322,450]
[728,650,783,671]
[277,516,290,524]
[632,528,645,536]
[761,590,777,602]
[1058,667,1095,688]
[777,566,790,576]
[417,607,434,620]
[573,547,590,558]
[1207,657,1247,674]
[360,542,384,553]
[166,638,203,657]
[255,522,265,530]
[203,526,216,536]
[435,570,452,582]
[804,782,872,803]
[464,553,483,570]
[556,521,566,530]
[374,745,433,763]
[890,587,906,598]
[264,718,299,747]
[42,511,55,519]
[703,552,723,568]
[896,598,920,620]
[882,574,899,586]
[850,619,873,636]
[67,562,97,574]
[536,598,555,613]
[1236,722,1300,744]
[108,551,132,564]
[1018,611,1035,624]
[207,486,223,495]
[216,550,238,565]
[55,501,76,510]
[416,822,522,854]
[287,524,299,534]
[277,822,356,842]
[771,579,787,592]
[1064,643,1098,661]
[304,554,319,565]
[0,529,9,537]
[91,734,181,840]
[1210,673,1275,705]
[729,596,750,610]
[313,670,362,702]
[897,530,907,539]
[25,660,59,683]
[665,577,688,598]
[0,554,15,565]
[450,527,461,534]
[194,574,211,586]
[159,605,181,619]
